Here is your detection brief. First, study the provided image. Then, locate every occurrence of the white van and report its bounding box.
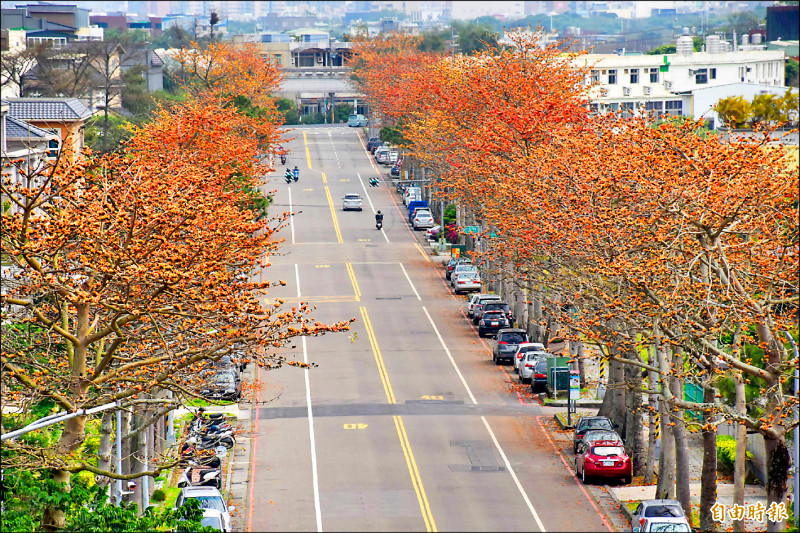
[403,186,422,206]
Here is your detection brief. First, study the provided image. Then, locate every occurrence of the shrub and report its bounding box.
[151,489,166,502]
[717,434,753,474]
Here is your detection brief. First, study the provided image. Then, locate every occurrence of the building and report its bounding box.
[90,13,163,36]
[578,36,787,128]
[5,97,93,160]
[766,4,799,43]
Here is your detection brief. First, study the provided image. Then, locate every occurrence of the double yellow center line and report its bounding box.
[360,306,437,531]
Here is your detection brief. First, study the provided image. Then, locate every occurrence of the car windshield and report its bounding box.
[201,515,223,530]
[189,496,226,513]
[484,312,504,319]
[592,446,624,457]
[485,303,509,311]
[645,505,684,518]
[585,431,619,442]
[345,195,360,200]
[500,333,526,343]
[212,373,236,386]
[582,419,613,431]
[536,361,548,371]
[649,523,690,532]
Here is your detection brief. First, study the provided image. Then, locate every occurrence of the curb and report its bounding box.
[554,413,576,430]
[606,483,633,527]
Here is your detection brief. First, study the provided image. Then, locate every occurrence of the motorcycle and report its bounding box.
[292,167,299,182]
[285,171,293,184]
[188,432,236,450]
[177,459,222,489]
[280,154,286,165]
[375,219,383,230]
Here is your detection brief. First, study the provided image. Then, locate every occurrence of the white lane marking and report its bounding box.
[422,306,546,532]
[399,263,421,301]
[357,172,390,243]
[288,187,295,244]
[422,306,477,405]
[481,416,547,532]
[303,335,323,532]
[295,263,301,299]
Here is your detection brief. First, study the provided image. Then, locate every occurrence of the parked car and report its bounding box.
[403,186,422,206]
[371,140,385,154]
[200,509,227,531]
[201,369,242,401]
[446,257,472,281]
[474,301,512,325]
[492,328,528,364]
[174,487,233,532]
[450,264,478,287]
[425,225,441,240]
[477,310,510,337]
[573,415,615,453]
[575,440,632,485]
[518,351,549,383]
[512,343,546,373]
[412,211,435,230]
[386,149,399,166]
[630,500,687,532]
[452,271,482,294]
[342,193,363,211]
[469,293,502,319]
[390,165,401,177]
[374,146,390,163]
[530,359,549,392]
[582,429,623,448]
[366,137,380,151]
[634,516,692,532]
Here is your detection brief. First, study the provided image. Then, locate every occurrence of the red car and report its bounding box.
[575,440,632,484]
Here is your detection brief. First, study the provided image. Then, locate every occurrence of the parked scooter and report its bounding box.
[187,433,236,450]
[177,461,222,489]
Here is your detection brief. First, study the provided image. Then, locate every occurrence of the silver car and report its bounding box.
[412,210,435,229]
[174,487,234,532]
[468,293,502,318]
[342,193,363,211]
[452,271,482,294]
[512,343,546,373]
[518,351,549,382]
[450,264,478,288]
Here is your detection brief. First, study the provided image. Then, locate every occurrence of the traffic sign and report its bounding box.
[464,226,480,235]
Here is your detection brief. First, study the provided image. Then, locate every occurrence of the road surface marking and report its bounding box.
[399,263,421,301]
[415,242,431,262]
[315,265,330,268]
[304,131,312,169]
[322,172,327,184]
[357,172,390,243]
[346,263,361,302]
[295,264,301,298]
[288,187,295,244]
[394,415,437,532]
[482,416,546,532]
[303,336,323,532]
[343,423,369,429]
[359,306,394,404]
[324,186,343,244]
[361,306,436,531]
[535,416,614,532]
[424,306,547,530]
[422,306,477,405]
[420,395,444,400]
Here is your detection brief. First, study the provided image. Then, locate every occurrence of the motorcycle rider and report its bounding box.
[375,210,384,229]
[279,146,286,165]
[292,166,299,182]
[285,167,292,182]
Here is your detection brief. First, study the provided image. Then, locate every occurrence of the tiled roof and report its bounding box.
[7,97,93,122]
[5,115,54,139]
[149,50,164,67]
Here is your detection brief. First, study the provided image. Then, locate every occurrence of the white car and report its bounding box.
[634,516,692,532]
[403,186,421,206]
[174,487,233,532]
[450,264,478,287]
[412,211,435,230]
[375,147,391,164]
[518,351,549,383]
[452,271,482,295]
[342,193,363,211]
[467,293,502,318]
[201,509,227,531]
[512,343,546,373]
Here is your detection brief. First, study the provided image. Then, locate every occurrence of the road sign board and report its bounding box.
[464,226,480,235]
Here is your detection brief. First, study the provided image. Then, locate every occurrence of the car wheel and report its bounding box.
[623,475,632,485]
[573,443,578,454]
[221,437,235,448]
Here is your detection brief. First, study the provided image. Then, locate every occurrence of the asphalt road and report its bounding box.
[246,124,613,532]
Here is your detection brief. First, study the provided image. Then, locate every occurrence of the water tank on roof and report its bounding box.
[706,34,721,53]
[741,33,749,46]
[751,33,762,44]
[677,35,694,55]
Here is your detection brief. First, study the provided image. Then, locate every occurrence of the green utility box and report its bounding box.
[547,357,571,391]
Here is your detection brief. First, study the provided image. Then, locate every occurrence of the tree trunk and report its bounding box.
[732,372,746,532]
[96,411,115,488]
[598,355,626,432]
[671,350,692,522]
[576,340,586,389]
[644,368,658,485]
[656,394,676,499]
[41,469,70,532]
[121,410,133,504]
[765,436,790,532]
[130,411,144,509]
[624,361,646,477]
[700,384,718,532]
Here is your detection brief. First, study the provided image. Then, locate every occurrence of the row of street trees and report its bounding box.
[1,41,353,529]
[349,30,798,531]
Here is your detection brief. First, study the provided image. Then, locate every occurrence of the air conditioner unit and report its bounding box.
[643,86,651,95]
[600,88,608,97]
[316,56,323,63]
[665,81,673,90]
[623,87,631,96]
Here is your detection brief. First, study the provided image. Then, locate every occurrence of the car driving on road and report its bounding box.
[342,193,363,211]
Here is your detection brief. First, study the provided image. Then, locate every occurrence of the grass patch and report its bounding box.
[185,398,234,407]
[625,501,638,513]
[161,486,181,509]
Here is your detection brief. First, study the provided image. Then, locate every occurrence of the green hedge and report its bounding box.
[717,435,753,474]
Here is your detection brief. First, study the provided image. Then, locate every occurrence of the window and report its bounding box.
[607,69,617,84]
[694,68,708,84]
[739,66,745,82]
[710,68,716,79]
[645,101,663,118]
[665,100,682,116]
[590,70,600,84]
[649,67,659,83]
[629,68,639,84]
